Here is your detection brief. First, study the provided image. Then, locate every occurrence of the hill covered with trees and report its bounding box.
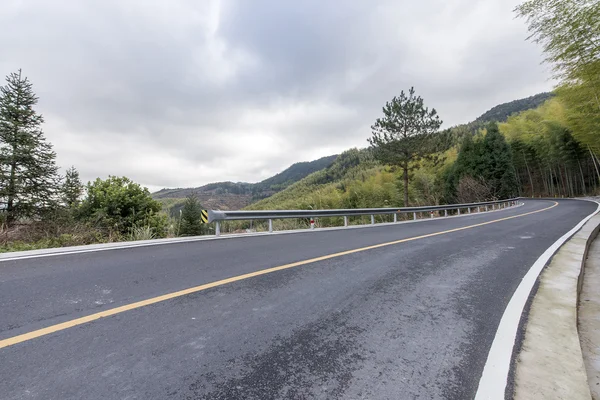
[475,93,554,123]
[245,90,592,219]
[157,91,559,217]
[153,155,338,215]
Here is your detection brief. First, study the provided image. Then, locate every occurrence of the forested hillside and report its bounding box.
[247,90,595,215]
[475,93,553,123]
[153,154,338,214]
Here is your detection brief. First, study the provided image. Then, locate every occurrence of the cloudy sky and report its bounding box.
[1,0,552,192]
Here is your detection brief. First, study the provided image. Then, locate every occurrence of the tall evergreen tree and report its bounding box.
[62,166,84,207]
[449,123,518,200]
[179,192,203,236]
[482,123,519,199]
[0,70,59,223]
[368,87,443,206]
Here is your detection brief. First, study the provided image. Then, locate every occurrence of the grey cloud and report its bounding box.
[0,0,552,190]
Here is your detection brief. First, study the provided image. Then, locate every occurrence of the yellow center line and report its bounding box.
[0,201,558,350]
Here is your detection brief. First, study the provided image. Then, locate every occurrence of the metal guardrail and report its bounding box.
[207,198,520,236]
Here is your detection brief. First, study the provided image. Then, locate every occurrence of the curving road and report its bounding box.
[0,199,596,399]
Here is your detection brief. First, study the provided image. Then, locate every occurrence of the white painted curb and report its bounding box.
[475,199,600,399]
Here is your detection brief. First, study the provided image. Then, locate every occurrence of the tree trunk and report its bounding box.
[578,160,586,195]
[590,147,600,186]
[558,166,567,197]
[523,152,534,197]
[403,163,409,207]
[6,143,17,224]
[549,167,555,197]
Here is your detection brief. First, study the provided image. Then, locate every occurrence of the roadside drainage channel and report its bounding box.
[511,212,600,399]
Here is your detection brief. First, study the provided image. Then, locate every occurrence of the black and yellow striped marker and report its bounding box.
[200,210,208,224]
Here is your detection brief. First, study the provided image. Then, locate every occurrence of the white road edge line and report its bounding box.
[474,198,600,400]
[0,203,524,263]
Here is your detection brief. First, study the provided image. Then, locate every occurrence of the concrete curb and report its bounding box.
[579,226,600,399]
[512,212,600,399]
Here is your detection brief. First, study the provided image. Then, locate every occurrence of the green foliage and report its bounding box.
[129,225,156,241]
[515,0,599,85]
[368,87,443,206]
[446,123,518,201]
[516,0,600,153]
[0,70,59,224]
[79,176,167,238]
[500,98,596,197]
[62,166,84,207]
[556,83,600,154]
[248,149,385,210]
[179,192,204,236]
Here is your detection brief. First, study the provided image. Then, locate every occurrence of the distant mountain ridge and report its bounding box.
[153,155,338,211]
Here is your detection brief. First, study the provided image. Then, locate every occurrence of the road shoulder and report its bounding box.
[512,211,600,399]
[579,225,600,399]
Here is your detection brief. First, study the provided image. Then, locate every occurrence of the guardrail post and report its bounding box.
[268,219,273,233]
[215,221,221,237]
[430,211,434,219]
[344,216,348,227]
[468,207,471,214]
[371,215,375,225]
[393,213,397,223]
[477,206,481,213]
[444,209,448,217]
[458,208,461,215]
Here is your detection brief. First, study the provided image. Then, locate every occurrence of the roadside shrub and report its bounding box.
[129,225,156,241]
[0,219,109,253]
[79,176,167,237]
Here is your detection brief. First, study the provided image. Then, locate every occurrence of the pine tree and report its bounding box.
[448,123,518,200]
[482,123,519,199]
[62,166,84,207]
[368,87,443,206]
[0,70,59,224]
[179,192,203,236]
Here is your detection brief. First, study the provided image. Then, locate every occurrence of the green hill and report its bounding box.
[247,148,399,210]
[247,93,555,212]
[153,155,338,214]
[476,92,553,123]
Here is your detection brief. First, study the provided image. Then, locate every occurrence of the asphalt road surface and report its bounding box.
[0,199,596,400]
